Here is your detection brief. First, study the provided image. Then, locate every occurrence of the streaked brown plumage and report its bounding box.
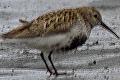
[2,7,100,38]
[1,7,119,76]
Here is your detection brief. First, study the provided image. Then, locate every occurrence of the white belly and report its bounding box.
[1,34,68,52]
[26,34,67,51]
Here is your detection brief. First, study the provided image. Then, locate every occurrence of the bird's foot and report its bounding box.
[46,69,54,77]
[53,72,67,76]
[47,70,67,77]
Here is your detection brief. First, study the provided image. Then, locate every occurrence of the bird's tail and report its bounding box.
[1,19,32,39]
[0,19,34,49]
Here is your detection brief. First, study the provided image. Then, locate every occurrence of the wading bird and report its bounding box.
[1,7,119,76]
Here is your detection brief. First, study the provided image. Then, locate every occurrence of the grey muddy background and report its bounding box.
[0,0,120,80]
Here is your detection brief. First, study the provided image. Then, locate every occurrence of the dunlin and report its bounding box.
[1,7,119,76]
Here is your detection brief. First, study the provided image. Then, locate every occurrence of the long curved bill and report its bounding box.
[100,21,119,39]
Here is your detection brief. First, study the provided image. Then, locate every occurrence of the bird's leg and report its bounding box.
[48,51,66,76]
[40,52,53,75]
[48,51,58,74]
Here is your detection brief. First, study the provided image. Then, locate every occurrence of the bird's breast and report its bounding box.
[58,34,87,51]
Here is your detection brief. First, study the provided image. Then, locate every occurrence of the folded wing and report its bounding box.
[2,9,79,39]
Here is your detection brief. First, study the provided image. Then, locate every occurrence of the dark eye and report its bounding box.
[94,14,98,18]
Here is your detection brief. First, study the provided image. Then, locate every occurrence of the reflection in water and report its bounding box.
[47,75,84,80]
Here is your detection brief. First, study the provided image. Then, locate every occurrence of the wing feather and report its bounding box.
[2,8,80,39]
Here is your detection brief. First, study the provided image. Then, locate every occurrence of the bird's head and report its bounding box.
[79,7,119,39]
